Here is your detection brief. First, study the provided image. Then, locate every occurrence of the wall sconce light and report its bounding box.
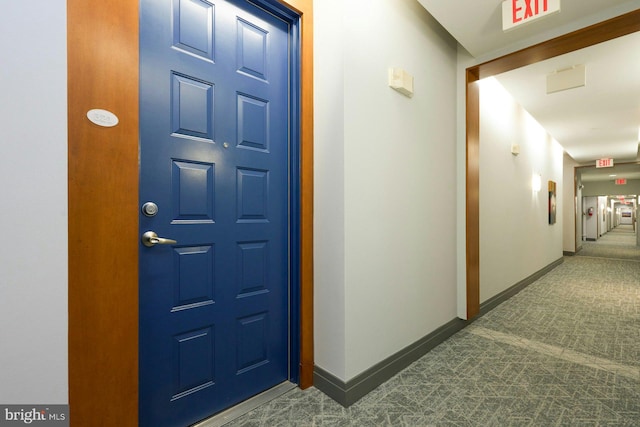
[532,173,542,192]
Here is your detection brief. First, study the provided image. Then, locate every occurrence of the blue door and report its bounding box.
[139,1,291,425]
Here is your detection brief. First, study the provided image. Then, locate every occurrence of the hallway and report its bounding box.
[222,255,640,426]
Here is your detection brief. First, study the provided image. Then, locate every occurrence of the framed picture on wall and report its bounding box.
[548,181,556,225]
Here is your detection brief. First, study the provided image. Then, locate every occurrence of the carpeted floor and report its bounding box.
[577,224,640,261]
[222,230,640,426]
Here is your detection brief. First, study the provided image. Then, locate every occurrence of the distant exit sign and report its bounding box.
[615,178,627,185]
[596,158,614,168]
[502,0,561,31]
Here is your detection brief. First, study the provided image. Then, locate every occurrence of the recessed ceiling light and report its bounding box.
[609,174,617,177]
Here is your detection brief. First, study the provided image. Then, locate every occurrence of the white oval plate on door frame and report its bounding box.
[87,109,119,127]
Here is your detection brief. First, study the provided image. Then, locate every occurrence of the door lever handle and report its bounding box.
[142,231,178,247]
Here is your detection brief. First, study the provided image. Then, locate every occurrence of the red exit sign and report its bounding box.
[503,0,561,31]
[615,179,627,185]
[596,158,614,168]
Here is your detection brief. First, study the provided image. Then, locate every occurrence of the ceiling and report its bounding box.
[494,31,640,165]
[417,0,640,182]
[416,0,640,59]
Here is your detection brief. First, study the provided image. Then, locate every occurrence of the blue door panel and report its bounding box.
[173,246,215,307]
[171,73,214,140]
[171,160,215,222]
[139,0,291,425]
[173,0,214,60]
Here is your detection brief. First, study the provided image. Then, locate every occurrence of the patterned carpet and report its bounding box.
[223,234,640,426]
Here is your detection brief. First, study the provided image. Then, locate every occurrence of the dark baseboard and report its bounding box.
[313,257,564,407]
[479,257,563,317]
[313,317,466,407]
[564,245,583,256]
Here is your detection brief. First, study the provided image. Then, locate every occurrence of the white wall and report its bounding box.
[636,198,640,246]
[314,0,347,379]
[598,196,608,235]
[0,2,68,404]
[478,78,563,303]
[576,175,583,248]
[315,0,458,381]
[584,196,598,240]
[562,153,579,253]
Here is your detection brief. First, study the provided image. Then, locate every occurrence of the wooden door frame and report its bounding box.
[465,9,640,319]
[68,0,313,425]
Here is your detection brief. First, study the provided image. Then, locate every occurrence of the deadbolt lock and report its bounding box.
[142,202,159,217]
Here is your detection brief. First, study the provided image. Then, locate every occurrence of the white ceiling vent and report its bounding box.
[547,64,586,94]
